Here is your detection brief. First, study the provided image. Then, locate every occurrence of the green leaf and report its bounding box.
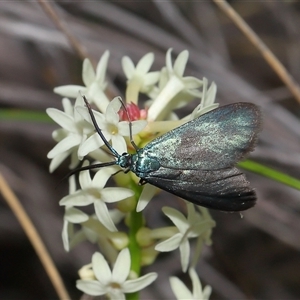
[239,159,300,191]
[0,109,52,123]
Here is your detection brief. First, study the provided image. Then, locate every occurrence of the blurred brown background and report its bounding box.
[1,1,300,299]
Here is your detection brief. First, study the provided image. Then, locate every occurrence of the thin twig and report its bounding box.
[0,172,70,300]
[38,0,116,100]
[213,0,300,104]
[38,0,89,61]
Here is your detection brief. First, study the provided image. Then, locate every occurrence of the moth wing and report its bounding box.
[143,103,262,170]
[144,166,256,211]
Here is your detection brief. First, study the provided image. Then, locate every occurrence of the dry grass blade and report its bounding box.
[38,0,88,61]
[0,173,70,300]
[213,0,300,104]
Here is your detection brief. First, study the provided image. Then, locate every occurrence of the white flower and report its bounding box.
[61,173,127,253]
[155,203,215,272]
[77,96,147,156]
[64,214,127,264]
[62,206,89,251]
[170,267,212,300]
[59,161,133,232]
[122,52,160,104]
[136,184,159,212]
[54,51,110,112]
[76,248,157,299]
[47,95,94,172]
[189,78,219,120]
[192,206,215,267]
[147,49,203,121]
[62,176,89,251]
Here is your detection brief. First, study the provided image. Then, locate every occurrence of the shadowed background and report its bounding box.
[1,1,300,299]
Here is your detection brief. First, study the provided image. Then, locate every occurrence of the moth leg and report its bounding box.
[139,178,147,185]
[124,168,131,174]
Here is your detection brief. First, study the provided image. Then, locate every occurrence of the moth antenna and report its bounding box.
[61,161,117,182]
[81,94,120,158]
[57,161,116,188]
[118,97,139,151]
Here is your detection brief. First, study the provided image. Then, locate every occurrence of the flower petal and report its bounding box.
[136,52,154,74]
[89,87,110,113]
[47,134,81,158]
[92,252,112,284]
[112,248,130,283]
[79,164,92,189]
[96,50,110,81]
[46,108,75,132]
[186,202,197,223]
[76,279,105,296]
[62,219,71,252]
[165,48,173,73]
[182,76,203,89]
[94,200,117,232]
[189,268,202,298]
[82,58,96,87]
[54,85,86,98]
[203,285,212,299]
[82,226,98,244]
[59,190,94,206]
[64,206,89,223]
[101,187,134,203]
[122,56,135,79]
[162,207,189,233]
[131,120,148,134]
[117,120,147,136]
[111,135,127,155]
[173,50,188,77]
[92,168,115,189]
[123,272,158,293]
[136,185,158,212]
[143,72,160,86]
[106,97,121,124]
[70,148,81,168]
[117,121,130,136]
[109,290,126,300]
[155,233,182,252]
[169,276,193,299]
[62,97,74,115]
[49,150,71,172]
[76,106,106,126]
[192,220,216,237]
[78,132,105,157]
[179,238,190,272]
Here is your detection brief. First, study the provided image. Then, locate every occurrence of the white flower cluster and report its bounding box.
[47,49,217,299]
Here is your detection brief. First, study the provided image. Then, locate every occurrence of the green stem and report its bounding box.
[126,182,144,300]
